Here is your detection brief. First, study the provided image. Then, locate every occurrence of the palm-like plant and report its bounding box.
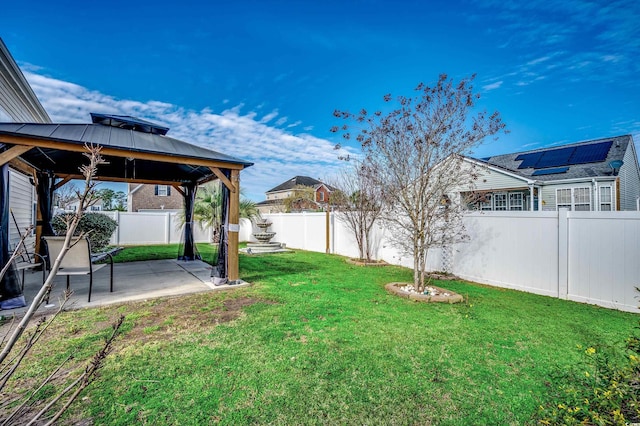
[192,182,260,241]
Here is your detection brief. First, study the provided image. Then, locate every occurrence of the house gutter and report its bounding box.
[540,176,616,185]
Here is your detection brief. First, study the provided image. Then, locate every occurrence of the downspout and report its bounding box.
[592,178,598,211]
[528,183,534,211]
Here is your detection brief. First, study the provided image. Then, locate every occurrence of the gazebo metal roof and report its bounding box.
[0,120,253,185]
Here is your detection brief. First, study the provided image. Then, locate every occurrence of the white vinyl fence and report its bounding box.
[242,211,640,313]
[101,211,211,245]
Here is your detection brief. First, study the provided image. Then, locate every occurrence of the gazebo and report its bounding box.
[0,113,253,307]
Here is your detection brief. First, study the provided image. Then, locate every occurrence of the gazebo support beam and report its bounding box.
[0,145,32,166]
[209,167,235,193]
[53,176,72,190]
[228,169,240,281]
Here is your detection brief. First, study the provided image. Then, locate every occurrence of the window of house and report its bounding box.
[556,187,591,211]
[494,193,507,210]
[319,191,325,202]
[509,193,524,211]
[556,189,572,210]
[480,193,493,210]
[155,185,170,196]
[574,187,591,211]
[600,186,612,211]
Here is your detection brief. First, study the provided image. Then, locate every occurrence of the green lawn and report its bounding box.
[112,243,218,263]
[9,247,639,425]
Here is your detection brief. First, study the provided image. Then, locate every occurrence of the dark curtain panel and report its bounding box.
[178,183,200,261]
[36,171,55,237]
[36,171,55,265]
[0,164,23,304]
[213,171,230,280]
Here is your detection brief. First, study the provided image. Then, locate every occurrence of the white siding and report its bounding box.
[8,169,34,247]
[463,162,529,191]
[620,142,640,210]
[540,184,562,210]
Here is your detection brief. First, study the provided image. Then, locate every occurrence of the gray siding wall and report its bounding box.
[620,143,640,210]
[540,180,618,211]
[458,162,529,192]
[8,169,34,246]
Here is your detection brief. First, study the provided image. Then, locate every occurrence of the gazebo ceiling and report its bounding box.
[0,118,253,186]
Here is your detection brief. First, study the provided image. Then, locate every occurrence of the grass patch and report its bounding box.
[5,249,638,425]
[114,243,218,264]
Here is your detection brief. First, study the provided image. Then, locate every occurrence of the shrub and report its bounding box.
[536,329,640,425]
[51,213,117,252]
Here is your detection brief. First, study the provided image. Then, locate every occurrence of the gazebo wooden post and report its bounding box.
[228,169,240,281]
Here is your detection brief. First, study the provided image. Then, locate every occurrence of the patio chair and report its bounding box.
[41,236,114,303]
[11,237,46,291]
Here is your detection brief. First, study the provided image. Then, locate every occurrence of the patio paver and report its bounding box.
[2,259,249,317]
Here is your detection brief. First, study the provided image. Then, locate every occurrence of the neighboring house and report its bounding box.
[460,135,640,211]
[256,176,335,213]
[60,198,104,213]
[0,38,51,246]
[127,183,183,212]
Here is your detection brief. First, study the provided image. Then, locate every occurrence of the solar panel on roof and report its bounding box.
[568,140,612,164]
[534,147,575,168]
[531,167,569,176]
[516,152,543,169]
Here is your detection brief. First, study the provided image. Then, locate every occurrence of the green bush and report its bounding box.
[536,329,640,425]
[51,213,117,252]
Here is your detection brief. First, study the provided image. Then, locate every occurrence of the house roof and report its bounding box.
[479,135,631,181]
[0,38,50,123]
[0,117,253,185]
[266,176,324,193]
[255,199,283,206]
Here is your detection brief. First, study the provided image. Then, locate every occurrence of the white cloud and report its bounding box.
[25,71,355,201]
[482,81,503,91]
[259,110,279,123]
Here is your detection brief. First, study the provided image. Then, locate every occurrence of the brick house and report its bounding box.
[256,176,335,213]
[127,183,183,212]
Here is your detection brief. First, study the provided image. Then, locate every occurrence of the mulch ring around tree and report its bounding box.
[385,282,464,303]
[345,258,388,267]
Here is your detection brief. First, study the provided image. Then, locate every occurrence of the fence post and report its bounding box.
[113,210,120,245]
[325,209,330,253]
[558,208,569,299]
[165,212,171,244]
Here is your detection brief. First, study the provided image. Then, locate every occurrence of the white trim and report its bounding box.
[556,186,592,211]
[543,176,616,185]
[599,185,613,211]
[128,184,144,195]
[462,156,536,184]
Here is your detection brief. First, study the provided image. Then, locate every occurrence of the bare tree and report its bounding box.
[332,74,505,291]
[331,161,383,262]
[283,185,318,212]
[0,144,124,424]
[53,182,79,212]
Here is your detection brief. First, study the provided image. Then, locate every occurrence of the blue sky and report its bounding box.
[2,0,639,200]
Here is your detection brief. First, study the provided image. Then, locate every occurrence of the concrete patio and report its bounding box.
[4,259,250,316]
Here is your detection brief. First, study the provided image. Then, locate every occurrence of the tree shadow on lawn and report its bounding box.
[239,253,320,283]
